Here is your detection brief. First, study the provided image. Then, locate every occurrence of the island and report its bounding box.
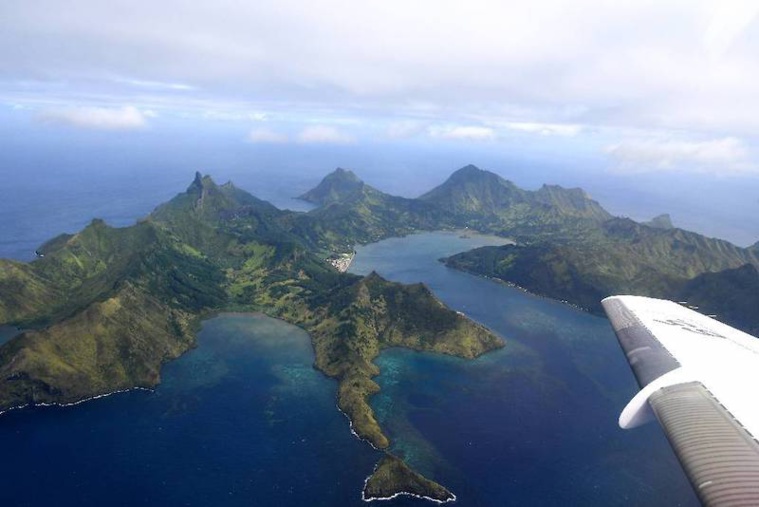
[2,164,758,501]
[0,169,502,501]
[442,217,759,335]
[363,454,456,503]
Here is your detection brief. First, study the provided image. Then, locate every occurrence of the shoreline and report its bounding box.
[361,468,458,505]
[327,251,356,273]
[441,262,593,315]
[335,401,383,451]
[0,386,154,417]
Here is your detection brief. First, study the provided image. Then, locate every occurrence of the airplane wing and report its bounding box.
[602,295,759,507]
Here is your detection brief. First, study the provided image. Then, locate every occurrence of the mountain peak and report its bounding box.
[331,167,361,181]
[644,213,674,230]
[534,184,611,221]
[151,172,278,223]
[420,165,524,214]
[444,165,513,188]
[449,164,488,179]
[298,168,366,206]
[187,172,218,195]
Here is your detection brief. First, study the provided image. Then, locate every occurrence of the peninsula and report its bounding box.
[2,164,757,501]
[0,169,501,501]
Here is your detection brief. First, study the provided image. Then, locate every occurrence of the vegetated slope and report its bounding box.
[0,170,505,500]
[10,163,751,498]
[287,164,617,255]
[305,272,501,449]
[418,164,612,239]
[419,164,531,216]
[290,168,455,252]
[363,454,455,502]
[151,172,295,266]
[296,164,759,337]
[444,218,759,334]
[297,167,366,206]
[643,213,675,229]
[0,218,226,408]
[676,264,759,336]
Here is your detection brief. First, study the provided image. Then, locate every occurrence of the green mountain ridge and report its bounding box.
[679,264,759,335]
[291,168,455,251]
[0,170,506,501]
[291,164,617,254]
[443,218,759,334]
[296,164,759,338]
[420,164,530,215]
[644,213,674,229]
[419,164,612,229]
[0,218,227,409]
[297,167,365,206]
[2,163,756,501]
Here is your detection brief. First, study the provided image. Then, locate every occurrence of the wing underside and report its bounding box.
[603,296,759,507]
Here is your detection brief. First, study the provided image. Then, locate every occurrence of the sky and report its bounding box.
[1,0,759,244]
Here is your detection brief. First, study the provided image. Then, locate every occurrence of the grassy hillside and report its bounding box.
[444,219,759,335]
[0,171,506,501]
[290,169,454,252]
[418,164,612,239]
[363,454,454,502]
[4,164,752,499]
[303,272,501,449]
[677,264,759,336]
[0,283,196,408]
[0,216,229,408]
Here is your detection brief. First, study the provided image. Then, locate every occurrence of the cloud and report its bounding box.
[297,125,354,144]
[386,120,426,139]
[203,110,269,121]
[248,127,287,143]
[605,137,755,175]
[504,122,582,137]
[704,0,759,59]
[429,125,496,141]
[114,77,196,91]
[37,105,148,130]
[4,0,759,145]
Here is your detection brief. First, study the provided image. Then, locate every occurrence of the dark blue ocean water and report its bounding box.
[0,315,383,507]
[0,140,713,507]
[0,230,700,506]
[350,232,700,506]
[1,134,757,262]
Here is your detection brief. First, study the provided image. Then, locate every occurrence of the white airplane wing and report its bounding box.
[602,295,759,507]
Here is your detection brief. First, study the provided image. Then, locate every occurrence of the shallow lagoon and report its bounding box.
[351,231,699,506]
[0,231,698,506]
[0,314,379,507]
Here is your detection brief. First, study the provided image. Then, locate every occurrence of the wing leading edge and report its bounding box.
[603,295,759,507]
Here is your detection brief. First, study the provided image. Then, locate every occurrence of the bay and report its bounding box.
[350,231,699,506]
[0,230,700,506]
[0,314,379,507]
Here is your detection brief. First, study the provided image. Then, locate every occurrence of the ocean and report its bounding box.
[0,150,734,505]
[351,232,698,506]
[1,139,757,263]
[0,228,699,506]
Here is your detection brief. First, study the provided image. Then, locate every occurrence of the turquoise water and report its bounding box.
[0,314,380,506]
[350,231,699,506]
[0,231,699,506]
